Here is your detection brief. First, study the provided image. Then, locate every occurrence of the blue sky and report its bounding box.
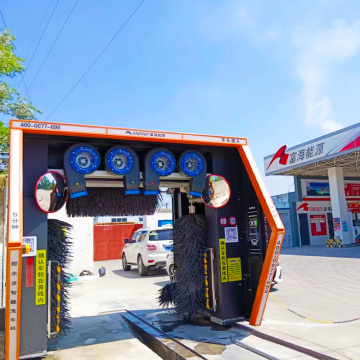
[2,0,360,195]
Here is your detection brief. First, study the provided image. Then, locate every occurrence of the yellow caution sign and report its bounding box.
[35,250,46,305]
[228,257,242,282]
[219,238,228,282]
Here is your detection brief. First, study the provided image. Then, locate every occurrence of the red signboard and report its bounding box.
[310,215,327,236]
[345,183,360,197]
[26,257,34,287]
[348,202,360,211]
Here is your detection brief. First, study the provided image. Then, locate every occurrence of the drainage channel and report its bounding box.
[121,310,324,360]
[124,309,207,360]
[233,323,338,360]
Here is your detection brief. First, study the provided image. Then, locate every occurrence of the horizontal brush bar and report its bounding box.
[84,179,190,188]
[49,169,208,189]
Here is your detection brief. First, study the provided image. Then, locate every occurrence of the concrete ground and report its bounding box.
[261,245,360,360]
[46,246,360,360]
[45,260,164,360]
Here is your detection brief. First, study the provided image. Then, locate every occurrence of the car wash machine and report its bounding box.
[5,119,284,360]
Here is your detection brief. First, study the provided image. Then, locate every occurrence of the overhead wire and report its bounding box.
[46,0,146,121]
[24,0,54,60]
[0,9,6,28]
[16,0,60,90]
[28,0,79,91]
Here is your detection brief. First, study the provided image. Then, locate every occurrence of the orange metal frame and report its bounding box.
[5,120,284,359]
[5,129,23,360]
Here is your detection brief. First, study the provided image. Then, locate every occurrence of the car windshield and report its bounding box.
[149,229,173,241]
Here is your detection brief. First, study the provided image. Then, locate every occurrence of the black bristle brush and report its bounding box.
[48,219,73,340]
[66,187,161,217]
[158,204,207,321]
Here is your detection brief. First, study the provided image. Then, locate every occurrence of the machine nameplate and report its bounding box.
[228,258,242,281]
[108,128,183,139]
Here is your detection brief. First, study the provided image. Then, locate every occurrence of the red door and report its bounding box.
[94,224,142,261]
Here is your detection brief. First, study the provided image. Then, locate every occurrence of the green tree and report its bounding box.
[0,28,41,167]
[0,29,41,119]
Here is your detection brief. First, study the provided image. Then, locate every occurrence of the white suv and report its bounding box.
[122,226,173,276]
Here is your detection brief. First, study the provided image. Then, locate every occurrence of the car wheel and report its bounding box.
[137,255,149,276]
[122,254,131,271]
[169,264,175,282]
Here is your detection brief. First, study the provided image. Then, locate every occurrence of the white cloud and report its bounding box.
[295,20,360,132]
[197,1,284,45]
[198,2,256,41]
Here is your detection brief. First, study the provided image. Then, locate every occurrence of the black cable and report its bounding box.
[16,0,60,90]
[21,75,32,102]
[28,0,79,91]
[25,0,54,60]
[46,0,146,121]
[0,9,6,28]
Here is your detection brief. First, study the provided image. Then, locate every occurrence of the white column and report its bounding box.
[328,167,352,245]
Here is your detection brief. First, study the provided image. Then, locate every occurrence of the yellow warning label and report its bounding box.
[219,238,228,282]
[36,250,46,305]
[228,257,242,282]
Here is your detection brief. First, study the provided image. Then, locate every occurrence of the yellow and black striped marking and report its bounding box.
[326,238,334,248]
[56,265,61,333]
[204,253,210,310]
[334,238,343,248]
[326,238,343,248]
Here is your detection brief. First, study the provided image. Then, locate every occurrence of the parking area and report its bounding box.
[47,246,360,360]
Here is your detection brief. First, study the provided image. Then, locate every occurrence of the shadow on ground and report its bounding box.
[154,280,170,287]
[112,268,167,279]
[48,309,251,354]
[281,245,360,259]
[48,313,133,351]
[124,309,251,349]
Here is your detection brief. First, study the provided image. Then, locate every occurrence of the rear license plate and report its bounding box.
[164,246,173,251]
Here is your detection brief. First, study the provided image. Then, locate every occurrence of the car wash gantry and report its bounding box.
[5,119,284,360]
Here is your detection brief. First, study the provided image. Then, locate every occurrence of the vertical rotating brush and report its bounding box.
[158,203,207,321]
[48,219,73,339]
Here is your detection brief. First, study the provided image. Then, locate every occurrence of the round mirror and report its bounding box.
[35,171,68,213]
[202,174,231,208]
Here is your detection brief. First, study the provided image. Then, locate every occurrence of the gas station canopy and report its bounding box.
[264,122,360,177]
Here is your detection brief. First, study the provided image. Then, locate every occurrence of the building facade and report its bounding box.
[271,178,360,247]
[265,122,360,247]
[51,209,173,276]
